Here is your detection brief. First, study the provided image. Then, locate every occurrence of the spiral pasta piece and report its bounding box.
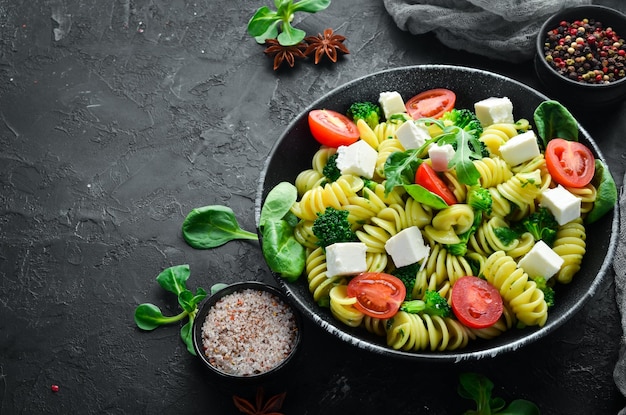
[375,138,405,178]
[293,220,318,249]
[291,175,364,221]
[479,123,519,156]
[482,251,548,327]
[467,304,517,340]
[362,315,388,337]
[552,218,586,284]
[305,247,345,304]
[473,157,513,188]
[311,146,337,173]
[329,285,364,327]
[294,169,324,197]
[469,216,520,256]
[565,184,597,216]
[494,169,543,219]
[386,311,470,351]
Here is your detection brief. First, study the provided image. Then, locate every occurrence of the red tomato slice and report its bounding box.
[406,88,456,119]
[308,109,360,148]
[545,138,595,188]
[451,276,503,329]
[346,272,406,319]
[415,162,457,205]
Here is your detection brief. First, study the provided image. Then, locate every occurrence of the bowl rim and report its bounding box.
[255,64,619,361]
[192,280,303,379]
[535,4,626,89]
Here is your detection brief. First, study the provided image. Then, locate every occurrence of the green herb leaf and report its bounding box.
[134,304,185,330]
[383,149,421,195]
[261,219,306,281]
[156,264,191,296]
[403,184,448,209]
[533,100,579,148]
[447,128,481,185]
[210,283,229,295]
[291,0,331,13]
[260,181,298,228]
[180,320,196,356]
[585,159,617,224]
[182,205,258,249]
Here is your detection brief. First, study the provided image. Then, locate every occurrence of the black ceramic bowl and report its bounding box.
[255,65,618,361]
[192,281,302,381]
[534,5,626,107]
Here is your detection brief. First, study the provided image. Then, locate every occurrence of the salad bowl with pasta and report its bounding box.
[255,65,618,361]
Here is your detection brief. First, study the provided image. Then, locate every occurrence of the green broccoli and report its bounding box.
[312,207,357,248]
[493,226,519,247]
[515,207,559,247]
[467,186,492,214]
[346,101,383,129]
[322,153,341,183]
[400,290,452,317]
[391,262,421,300]
[440,108,488,157]
[533,276,555,307]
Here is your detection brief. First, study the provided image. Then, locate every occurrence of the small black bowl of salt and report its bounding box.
[192,281,302,382]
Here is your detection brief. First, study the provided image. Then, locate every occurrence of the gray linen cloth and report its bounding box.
[383,0,591,62]
[615,177,626,415]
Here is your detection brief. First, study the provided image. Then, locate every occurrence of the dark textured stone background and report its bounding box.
[1,0,625,414]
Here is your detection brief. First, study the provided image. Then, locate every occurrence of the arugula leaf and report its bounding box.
[383,149,422,195]
[446,128,481,186]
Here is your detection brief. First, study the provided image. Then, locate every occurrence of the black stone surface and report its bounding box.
[0,0,625,414]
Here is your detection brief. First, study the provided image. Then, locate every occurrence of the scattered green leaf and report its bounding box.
[182,205,258,249]
[585,159,617,224]
[533,100,578,148]
[459,373,540,415]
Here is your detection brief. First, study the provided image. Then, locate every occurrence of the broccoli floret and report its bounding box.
[400,290,451,317]
[322,153,341,183]
[346,101,383,129]
[467,186,492,214]
[441,108,484,139]
[516,207,559,247]
[391,263,421,300]
[312,207,357,248]
[533,276,555,307]
[493,226,519,247]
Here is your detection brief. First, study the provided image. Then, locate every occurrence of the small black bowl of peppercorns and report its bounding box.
[535,5,626,107]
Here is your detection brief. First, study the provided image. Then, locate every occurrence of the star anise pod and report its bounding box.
[233,386,286,415]
[263,39,307,70]
[304,28,349,64]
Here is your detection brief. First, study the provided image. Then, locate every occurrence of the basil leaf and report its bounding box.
[585,159,617,224]
[182,205,258,249]
[533,100,579,148]
[156,264,190,296]
[261,219,305,281]
[403,184,448,210]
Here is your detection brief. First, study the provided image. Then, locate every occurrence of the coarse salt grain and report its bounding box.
[201,288,298,376]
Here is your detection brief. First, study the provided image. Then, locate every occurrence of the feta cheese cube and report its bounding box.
[540,185,581,225]
[428,143,455,171]
[499,130,541,166]
[395,120,431,150]
[336,140,378,179]
[384,226,430,268]
[326,242,368,278]
[474,97,514,127]
[517,240,564,280]
[378,91,406,119]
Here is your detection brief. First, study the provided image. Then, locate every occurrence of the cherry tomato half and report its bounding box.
[545,138,595,188]
[308,109,360,148]
[451,276,503,329]
[405,88,456,119]
[415,162,457,205]
[346,272,406,319]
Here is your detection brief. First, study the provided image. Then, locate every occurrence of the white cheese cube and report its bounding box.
[326,242,368,278]
[428,143,455,171]
[540,185,581,225]
[518,240,564,280]
[384,226,430,268]
[474,97,514,127]
[395,120,431,150]
[498,130,541,166]
[378,91,406,119]
[336,140,378,179]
